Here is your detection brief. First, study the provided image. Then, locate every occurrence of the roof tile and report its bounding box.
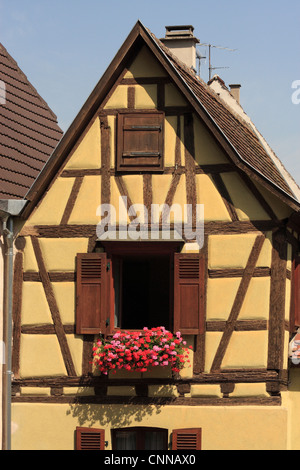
[0,42,63,200]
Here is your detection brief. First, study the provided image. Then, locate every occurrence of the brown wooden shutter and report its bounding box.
[172,428,202,450]
[174,253,204,335]
[76,253,108,335]
[294,257,300,327]
[76,427,105,450]
[117,112,164,171]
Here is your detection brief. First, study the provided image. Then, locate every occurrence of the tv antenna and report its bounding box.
[198,43,237,80]
[196,50,206,78]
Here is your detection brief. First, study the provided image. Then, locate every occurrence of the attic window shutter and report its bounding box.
[172,428,202,450]
[76,253,108,335]
[117,112,164,171]
[76,427,105,450]
[174,253,204,335]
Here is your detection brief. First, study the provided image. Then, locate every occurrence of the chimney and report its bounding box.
[160,25,199,71]
[229,84,241,104]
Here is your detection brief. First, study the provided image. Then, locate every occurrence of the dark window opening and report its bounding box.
[112,427,168,451]
[113,255,171,330]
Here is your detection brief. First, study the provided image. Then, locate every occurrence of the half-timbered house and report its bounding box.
[10,22,300,450]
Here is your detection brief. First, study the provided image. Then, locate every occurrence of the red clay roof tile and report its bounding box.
[0,42,63,200]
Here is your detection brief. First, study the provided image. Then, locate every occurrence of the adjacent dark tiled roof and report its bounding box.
[0,43,63,199]
[149,29,296,199]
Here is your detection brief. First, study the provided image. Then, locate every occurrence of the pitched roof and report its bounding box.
[0,43,63,199]
[147,27,298,202]
[21,21,300,218]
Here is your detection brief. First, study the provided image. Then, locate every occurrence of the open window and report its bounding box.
[116,112,164,172]
[112,253,171,330]
[112,427,168,451]
[76,247,204,336]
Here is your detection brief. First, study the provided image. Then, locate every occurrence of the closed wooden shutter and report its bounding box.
[172,428,202,450]
[174,253,204,334]
[76,427,105,450]
[117,112,164,171]
[294,257,300,327]
[76,253,108,334]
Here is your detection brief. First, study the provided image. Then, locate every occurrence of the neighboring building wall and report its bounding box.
[10,45,299,450]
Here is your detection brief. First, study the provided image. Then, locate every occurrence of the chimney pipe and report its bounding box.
[160,25,199,71]
[229,84,241,104]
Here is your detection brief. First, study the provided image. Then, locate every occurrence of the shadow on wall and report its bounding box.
[66,393,165,428]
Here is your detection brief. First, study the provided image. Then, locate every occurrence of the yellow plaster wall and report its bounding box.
[204,331,268,372]
[104,85,128,109]
[64,118,101,169]
[231,383,269,398]
[196,174,231,221]
[152,174,172,208]
[68,175,101,225]
[222,331,268,369]
[38,238,88,272]
[193,115,229,165]
[21,283,53,325]
[66,335,83,377]
[25,178,75,226]
[19,335,67,378]
[208,233,272,269]
[23,237,39,272]
[221,172,270,221]
[207,277,270,321]
[51,282,75,324]
[122,175,144,208]
[165,83,187,107]
[124,45,167,78]
[12,403,288,450]
[110,177,131,225]
[135,84,157,108]
[254,181,293,220]
[171,174,187,223]
[164,116,177,167]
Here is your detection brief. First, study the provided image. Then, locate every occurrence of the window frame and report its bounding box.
[111,426,168,451]
[109,251,173,332]
[116,110,165,172]
[104,241,178,334]
[75,244,205,338]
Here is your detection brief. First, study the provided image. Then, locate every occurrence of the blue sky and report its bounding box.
[1,0,299,183]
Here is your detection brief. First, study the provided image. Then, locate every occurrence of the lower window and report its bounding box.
[76,426,202,450]
[112,427,168,450]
